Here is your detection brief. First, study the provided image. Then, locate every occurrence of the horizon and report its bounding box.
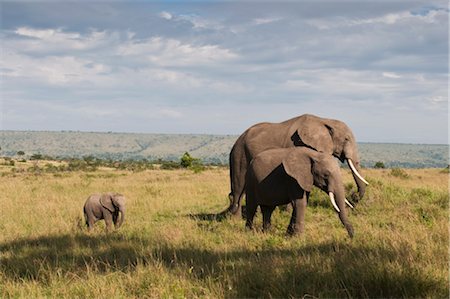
[1,2,448,144]
[1,129,448,146]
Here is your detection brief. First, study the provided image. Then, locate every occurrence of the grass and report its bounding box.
[0,164,448,298]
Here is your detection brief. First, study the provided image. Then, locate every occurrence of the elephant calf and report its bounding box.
[245,147,354,238]
[83,193,126,232]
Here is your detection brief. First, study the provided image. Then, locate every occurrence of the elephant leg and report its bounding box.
[287,193,307,235]
[113,211,119,229]
[84,210,95,232]
[261,205,276,232]
[103,212,113,233]
[245,201,258,230]
[87,218,95,232]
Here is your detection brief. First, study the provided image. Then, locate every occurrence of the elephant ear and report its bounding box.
[282,150,314,192]
[296,116,334,154]
[112,194,125,208]
[100,194,115,213]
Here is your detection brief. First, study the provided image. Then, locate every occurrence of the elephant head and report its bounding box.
[282,148,354,238]
[292,114,369,200]
[100,193,126,228]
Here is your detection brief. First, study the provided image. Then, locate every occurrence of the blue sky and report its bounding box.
[1,1,448,144]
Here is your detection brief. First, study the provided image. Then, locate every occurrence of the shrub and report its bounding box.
[67,159,97,172]
[374,161,385,169]
[390,168,409,179]
[30,154,43,160]
[190,163,205,173]
[180,152,204,172]
[180,152,195,168]
[160,161,181,170]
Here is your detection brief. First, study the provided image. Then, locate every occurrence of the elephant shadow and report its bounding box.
[188,205,247,221]
[0,234,446,298]
[188,209,229,222]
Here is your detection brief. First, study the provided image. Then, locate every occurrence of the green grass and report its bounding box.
[0,166,448,298]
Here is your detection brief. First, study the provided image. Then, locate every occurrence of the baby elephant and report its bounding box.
[246,147,354,238]
[83,193,126,232]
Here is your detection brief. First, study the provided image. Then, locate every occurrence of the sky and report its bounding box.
[1,1,448,144]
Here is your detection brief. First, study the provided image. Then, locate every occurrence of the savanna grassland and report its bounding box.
[0,161,448,298]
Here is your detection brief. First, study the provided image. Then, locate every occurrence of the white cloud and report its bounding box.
[12,27,114,52]
[16,27,80,39]
[284,80,312,89]
[118,36,238,66]
[351,9,446,25]
[382,72,402,79]
[252,17,281,25]
[1,52,111,86]
[281,68,446,111]
[159,108,182,118]
[3,27,240,91]
[157,11,224,31]
[428,96,447,104]
[159,11,173,20]
[307,8,447,30]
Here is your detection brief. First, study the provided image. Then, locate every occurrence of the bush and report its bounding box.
[67,159,97,172]
[190,163,205,173]
[374,161,385,169]
[180,152,204,172]
[160,161,181,170]
[390,168,409,179]
[180,152,195,168]
[30,154,43,160]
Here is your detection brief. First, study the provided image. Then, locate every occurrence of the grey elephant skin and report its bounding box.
[228,114,368,215]
[245,147,354,238]
[83,193,126,232]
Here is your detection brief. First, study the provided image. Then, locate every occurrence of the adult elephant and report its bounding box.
[228,114,368,215]
[245,147,355,238]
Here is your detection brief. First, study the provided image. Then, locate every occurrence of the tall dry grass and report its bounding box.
[0,164,448,298]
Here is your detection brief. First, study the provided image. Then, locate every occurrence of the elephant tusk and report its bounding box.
[347,159,369,185]
[328,192,341,213]
[345,198,354,209]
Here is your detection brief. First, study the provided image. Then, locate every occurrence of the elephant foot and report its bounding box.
[286,225,303,236]
[231,209,242,219]
[245,221,254,231]
[286,227,296,236]
[262,223,272,232]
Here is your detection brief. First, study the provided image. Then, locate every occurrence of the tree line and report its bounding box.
[1,151,214,173]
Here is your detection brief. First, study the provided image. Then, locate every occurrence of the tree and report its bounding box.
[374,161,385,169]
[180,152,195,168]
[180,152,204,172]
[30,154,43,160]
[17,151,25,156]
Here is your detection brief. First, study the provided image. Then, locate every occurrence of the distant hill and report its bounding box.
[1,131,448,168]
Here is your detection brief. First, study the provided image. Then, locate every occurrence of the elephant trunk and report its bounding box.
[330,187,354,238]
[347,159,368,199]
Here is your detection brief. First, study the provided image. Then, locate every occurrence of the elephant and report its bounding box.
[245,147,355,238]
[228,114,368,216]
[83,193,126,232]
